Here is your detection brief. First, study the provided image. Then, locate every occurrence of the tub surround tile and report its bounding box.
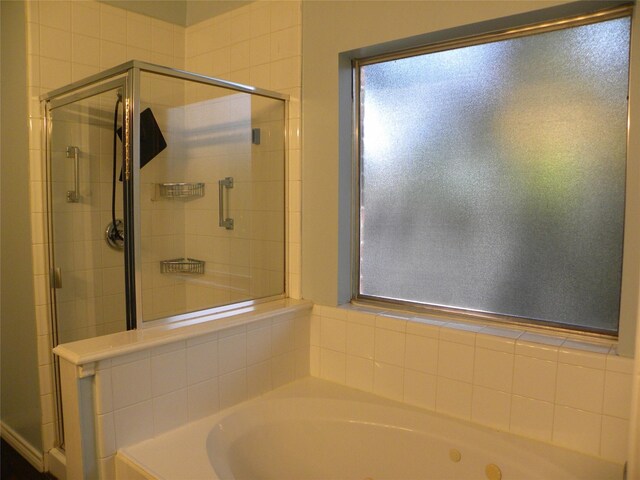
[436,377,472,420]
[113,400,154,448]
[472,386,511,431]
[111,358,152,410]
[404,334,438,374]
[153,389,188,436]
[555,363,605,413]
[553,406,602,456]
[374,328,406,367]
[94,369,113,415]
[219,369,247,410]
[437,341,474,383]
[151,349,187,396]
[346,355,374,393]
[473,348,513,393]
[373,361,404,401]
[403,369,437,410]
[320,316,347,352]
[603,370,633,419]
[600,415,630,464]
[247,361,272,398]
[187,378,220,421]
[311,303,626,463]
[217,332,247,375]
[510,395,554,442]
[96,413,116,458]
[512,355,557,403]
[187,340,219,385]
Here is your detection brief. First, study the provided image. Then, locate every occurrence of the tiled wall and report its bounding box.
[90,308,310,478]
[25,0,185,455]
[25,0,302,458]
[184,0,302,299]
[310,304,633,463]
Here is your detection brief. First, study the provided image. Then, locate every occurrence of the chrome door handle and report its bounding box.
[218,177,234,230]
[66,146,80,203]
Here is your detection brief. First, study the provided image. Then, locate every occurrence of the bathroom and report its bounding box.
[1,0,638,478]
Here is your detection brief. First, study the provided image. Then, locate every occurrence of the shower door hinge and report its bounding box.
[51,267,62,289]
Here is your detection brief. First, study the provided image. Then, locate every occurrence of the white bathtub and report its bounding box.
[116,378,622,480]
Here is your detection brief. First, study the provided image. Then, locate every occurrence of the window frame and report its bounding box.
[352,5,634,339]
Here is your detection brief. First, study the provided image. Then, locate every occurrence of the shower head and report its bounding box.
[118,107,167,180]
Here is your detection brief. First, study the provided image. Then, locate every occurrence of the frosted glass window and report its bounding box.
[358,16,630,334]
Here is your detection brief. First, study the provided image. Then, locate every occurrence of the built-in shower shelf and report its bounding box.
[158,182,205,198]
[160,258,205,274]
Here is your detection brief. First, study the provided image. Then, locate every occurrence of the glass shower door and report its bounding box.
[137,70,286,322]
[48,83,128,344]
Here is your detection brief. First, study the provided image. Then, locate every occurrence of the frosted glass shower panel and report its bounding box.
[358,17,630,332]
[139,72,286,322]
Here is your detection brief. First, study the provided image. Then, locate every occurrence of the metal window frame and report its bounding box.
[352,5,633,339]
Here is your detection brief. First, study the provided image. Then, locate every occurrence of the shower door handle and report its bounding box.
[66,146,80,203]
[218,177,234,230]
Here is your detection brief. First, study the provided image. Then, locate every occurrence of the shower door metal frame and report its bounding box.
[42,60,290,332]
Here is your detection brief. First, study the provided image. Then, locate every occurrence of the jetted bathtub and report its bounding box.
[116,378,622,480]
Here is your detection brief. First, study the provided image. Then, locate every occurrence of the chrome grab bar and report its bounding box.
[66,146,80,203]
[218,177,234,230]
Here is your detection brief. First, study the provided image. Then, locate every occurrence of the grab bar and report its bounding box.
[218,177,234,230]
[66,146,80,203]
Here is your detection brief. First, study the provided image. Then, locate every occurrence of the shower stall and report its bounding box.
[41,61,287,443]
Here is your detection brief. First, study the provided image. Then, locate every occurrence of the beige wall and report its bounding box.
[0,0,44,456]
[300,0,640,355]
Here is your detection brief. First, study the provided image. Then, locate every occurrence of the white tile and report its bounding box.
[309,345,320,377]
[375,313,407,332]
[153,389,188,435]
[346,322,374,359]
[151,341,185,357]
[320,316,346,352]
[272,318,295,355]
[98,456,115,480]
[559,341,609,369]
[403,369,437,410]
[439,322,480,345]
[219,369,247,410]
[553,406,602,456]
[374,328,405,367]
[512,355,557,402]
[187,378,219,421]
[151,349,187,396]
[246,326,271,365]
[111,350,149,367]
[516,333,563,361]
[272,351,295,388]
[218,332,246,375]
[247,361,272,398]
[404,334,438,374]
[319,348,345,383]
[373,362,404,401]
[111,359,151,410]
[347,309,376,326]
[436,377,472,420]
[113,400,154,448]
[600,415,629,463]
[473,348,513,392]
[510,396,554,442]
[472,386,511,431]
[345,355,374,393]
[603,371,632,419]
[555,363,604,413]
[96,413,115,458]
[187,341,218,385]
[310,315,320,346]
[437,341,474,383]
[606,353,634,374]
[476,326,522,353]
[406,317,443,338]
[94,369,113,414]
